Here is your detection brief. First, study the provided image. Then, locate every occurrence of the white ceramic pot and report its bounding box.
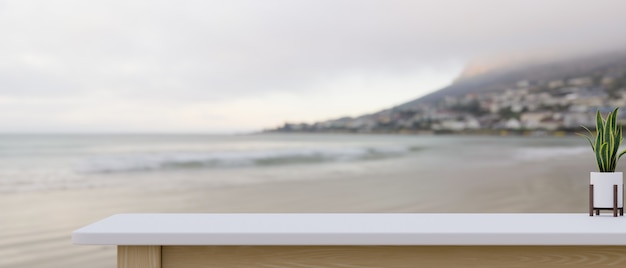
[590,172,624,208]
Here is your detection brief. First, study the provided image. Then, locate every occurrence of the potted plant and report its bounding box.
[580,108,626,216]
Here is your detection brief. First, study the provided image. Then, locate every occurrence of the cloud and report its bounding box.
[1,0,625,132]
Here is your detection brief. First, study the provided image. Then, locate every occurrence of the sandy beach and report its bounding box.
[0,153,595,268]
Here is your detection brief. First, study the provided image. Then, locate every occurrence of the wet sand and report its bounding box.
[0,156,596,268]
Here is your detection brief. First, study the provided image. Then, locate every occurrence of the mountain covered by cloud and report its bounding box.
[404,49,626,106]
[271,49,626,133]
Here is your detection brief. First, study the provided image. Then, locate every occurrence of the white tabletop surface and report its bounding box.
[72,213,626,245]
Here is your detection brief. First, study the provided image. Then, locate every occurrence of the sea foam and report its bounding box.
[513,146,588,161]
[77,145,413,173]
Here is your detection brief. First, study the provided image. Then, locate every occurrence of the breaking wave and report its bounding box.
[78,145,417,173]
[514,146,588,161]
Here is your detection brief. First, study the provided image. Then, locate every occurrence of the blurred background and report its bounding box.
[2,0,626,267]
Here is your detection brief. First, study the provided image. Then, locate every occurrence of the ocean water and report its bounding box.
[0,133,605,268]
[0,133,593,193]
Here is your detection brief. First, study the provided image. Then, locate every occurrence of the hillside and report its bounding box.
[403,50,626,107]
[270,50,626,134]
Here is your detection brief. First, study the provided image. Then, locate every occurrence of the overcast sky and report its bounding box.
[1,0,626,133]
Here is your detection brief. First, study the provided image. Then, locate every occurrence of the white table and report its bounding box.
[73,213,626,268]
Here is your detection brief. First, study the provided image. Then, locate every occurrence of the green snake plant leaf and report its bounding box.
[608,109,617,152]
[582,108,624,172]
[616,127,626,162]
[619,149,626,161]
[579,125,596,152]
[595,110,604,160]
[609,122,617,171]
[597,142,607,172]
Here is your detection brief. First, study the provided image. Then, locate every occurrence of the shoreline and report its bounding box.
[263,129,580,137]
[0,135,600,268]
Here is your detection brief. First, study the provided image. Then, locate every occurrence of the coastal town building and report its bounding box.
[271,66,626,135]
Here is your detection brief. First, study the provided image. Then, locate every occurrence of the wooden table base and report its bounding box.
[589,184,624,217]
[118,245,626,268]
